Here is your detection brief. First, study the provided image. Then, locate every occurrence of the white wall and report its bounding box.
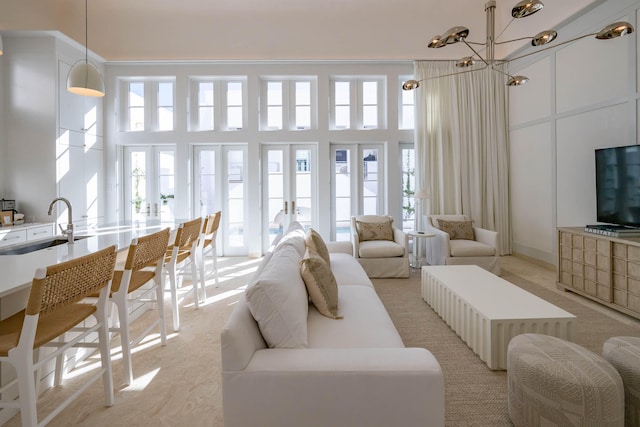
[508,0,640,264]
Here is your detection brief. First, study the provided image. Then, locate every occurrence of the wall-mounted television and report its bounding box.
[595,144,640,229]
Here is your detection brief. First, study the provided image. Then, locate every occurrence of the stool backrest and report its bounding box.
[27,245,117,316]
[126,228,171,271]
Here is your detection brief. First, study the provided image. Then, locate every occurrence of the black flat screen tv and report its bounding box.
[595,144,640,229]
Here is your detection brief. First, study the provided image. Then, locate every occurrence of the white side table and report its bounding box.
[406,230,435,268]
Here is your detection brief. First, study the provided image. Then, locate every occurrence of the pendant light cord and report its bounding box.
[84,0,89,63]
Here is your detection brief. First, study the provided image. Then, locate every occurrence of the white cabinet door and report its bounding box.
[26,224,54,241]
[57,143,104,228]
[0,230,27,248]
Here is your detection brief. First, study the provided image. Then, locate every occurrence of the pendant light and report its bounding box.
[67,0,105,97]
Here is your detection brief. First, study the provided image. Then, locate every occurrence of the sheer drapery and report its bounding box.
[413,61,511,254]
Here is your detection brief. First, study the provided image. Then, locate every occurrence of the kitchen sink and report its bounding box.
[0,236,92,255]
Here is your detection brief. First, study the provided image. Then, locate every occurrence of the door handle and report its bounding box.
[154,203,158,216]
[284,201,288,215]
[146,203,150,216]
[291,200,296,214]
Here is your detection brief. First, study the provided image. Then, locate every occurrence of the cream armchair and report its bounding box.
[351,215,409,278]
[424,214,501,275]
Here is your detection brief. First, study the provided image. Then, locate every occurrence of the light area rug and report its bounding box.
[5,256,640,426]
[373,268,640,427]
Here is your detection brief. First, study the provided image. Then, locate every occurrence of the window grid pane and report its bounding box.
[227,82,243,129]
[158,81,174,132]
[362,81,378,128]
[128,82,145,131]
[198,82,214,131]
[266,81,283,129]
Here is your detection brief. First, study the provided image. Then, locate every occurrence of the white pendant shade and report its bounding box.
[67,62,105,97]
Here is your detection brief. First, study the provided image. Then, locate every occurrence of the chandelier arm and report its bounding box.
[462,40,489,66]
[489,65,516,79]
[507,32,596,63]
[494,37,534,45]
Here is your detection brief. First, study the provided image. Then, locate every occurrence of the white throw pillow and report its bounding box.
[245,244,309,348]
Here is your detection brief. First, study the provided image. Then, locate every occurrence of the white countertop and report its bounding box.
[0,220,180,298]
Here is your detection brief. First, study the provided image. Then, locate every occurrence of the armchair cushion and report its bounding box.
[356,219,394,242]
[437,219,474,240]
[358,240,405,258]
[449,240,496,257]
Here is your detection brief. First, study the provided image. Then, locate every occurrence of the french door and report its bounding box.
[262,144,317,250]
[124,146,176,222]
[193,145,248,256]
[331,143,384,241]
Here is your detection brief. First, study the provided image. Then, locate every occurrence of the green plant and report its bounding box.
[131,167,144,213]
[160,193,174,205]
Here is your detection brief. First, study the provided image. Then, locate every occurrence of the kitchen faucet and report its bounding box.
[47,197,74,243]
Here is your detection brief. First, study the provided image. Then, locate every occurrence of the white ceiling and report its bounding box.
[1,0,602,61]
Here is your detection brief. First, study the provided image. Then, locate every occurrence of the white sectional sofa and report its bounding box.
[220,224,445,427]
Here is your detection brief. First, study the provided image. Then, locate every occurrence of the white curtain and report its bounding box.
[413,61,511,254]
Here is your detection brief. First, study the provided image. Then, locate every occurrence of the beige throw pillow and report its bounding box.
[300,249,341,319]
[306,228,331,267]
[356,219,394,242]
[437,219,474,240]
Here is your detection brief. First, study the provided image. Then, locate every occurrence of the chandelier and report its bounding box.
[402,0,634,90]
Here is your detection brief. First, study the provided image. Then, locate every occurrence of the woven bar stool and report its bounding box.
[0,245,117,426]
[603,336,640,427]
[197,211,221,293]
[106,227,170,386]
[164,217,202,332]
[508,333,624,427]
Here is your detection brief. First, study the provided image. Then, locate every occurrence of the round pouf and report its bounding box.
[508,333,624,427]
[603,336,640,427]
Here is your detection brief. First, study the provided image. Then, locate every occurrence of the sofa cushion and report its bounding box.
[437,219,474,240]
[358,240,405,258]
[307,285,404,348]
[449,239,495,257]
[329,253,374,288]
[245,244,308,348]
[305,228,331,267]
[356,219,394,242]
[300,249,340,319]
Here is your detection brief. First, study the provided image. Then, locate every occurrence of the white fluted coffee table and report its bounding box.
[421,265,576,370]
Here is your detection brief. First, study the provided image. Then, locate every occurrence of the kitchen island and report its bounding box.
[0,220,179,313]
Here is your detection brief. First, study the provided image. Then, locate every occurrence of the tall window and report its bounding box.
[260,78,315,130]
[331,143,385,241]
[400,143,415,231]
[330,77,385,130]
[193,145,248,255]
[189,78,247,131]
